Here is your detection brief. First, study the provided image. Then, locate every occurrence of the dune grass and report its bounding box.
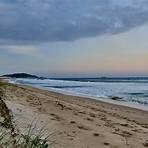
[0,82,50,148]
[0,125,49,148]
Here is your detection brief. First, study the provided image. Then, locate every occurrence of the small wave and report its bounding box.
[131,99,148,105]
[43,85,91,89]
[9,77,148,107]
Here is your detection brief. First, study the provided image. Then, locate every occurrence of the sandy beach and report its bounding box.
[1,81,148,148]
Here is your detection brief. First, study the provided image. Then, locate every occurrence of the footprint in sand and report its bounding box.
[143,141,148,147]
[93,133,100,137]
[77,124,92,131]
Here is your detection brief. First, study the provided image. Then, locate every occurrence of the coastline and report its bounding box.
[43,86,148,112]
[9,77,148,112]
[1,81,148,148]
[13,80,148,112]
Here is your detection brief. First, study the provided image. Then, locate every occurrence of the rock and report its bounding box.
[110,96,123,101]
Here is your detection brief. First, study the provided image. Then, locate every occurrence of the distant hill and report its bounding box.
[2,73,41,79]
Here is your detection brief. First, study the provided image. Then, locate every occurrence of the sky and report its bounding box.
[1,0,148,77]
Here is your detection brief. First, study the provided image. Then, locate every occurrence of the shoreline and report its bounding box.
[12,81,148,112]
[21,83,148,114]
[1,81,148,148]
[44,87,148,112]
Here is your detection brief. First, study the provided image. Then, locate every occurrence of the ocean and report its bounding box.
[9,77,148,108]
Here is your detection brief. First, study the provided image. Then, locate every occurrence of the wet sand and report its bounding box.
[1,82,148,148]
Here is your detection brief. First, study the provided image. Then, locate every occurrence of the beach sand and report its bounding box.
[1,82,148,148]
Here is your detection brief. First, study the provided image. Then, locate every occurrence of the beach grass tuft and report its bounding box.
[0,82,50,148]
[0,126,49,148]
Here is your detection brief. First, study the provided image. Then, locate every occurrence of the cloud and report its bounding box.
[1,45,40,55]
[0,0,148,43]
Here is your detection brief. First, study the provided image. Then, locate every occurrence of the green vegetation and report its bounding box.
[0,127,49,148]
[0,81,50,148]
[0,96,14,131]
[0,124,49,148]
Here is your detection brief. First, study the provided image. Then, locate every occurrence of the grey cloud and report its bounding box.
[0,0,148,43]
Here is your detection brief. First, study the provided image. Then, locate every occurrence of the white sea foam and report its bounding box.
[9,78,148,110]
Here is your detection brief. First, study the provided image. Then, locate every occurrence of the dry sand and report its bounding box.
[1,82,148,148]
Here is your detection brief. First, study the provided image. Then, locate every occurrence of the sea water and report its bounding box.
[10,77,148,108]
